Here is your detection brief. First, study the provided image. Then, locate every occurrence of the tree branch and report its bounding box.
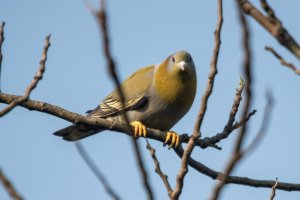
[75,142,121,200]
[238,0,300,60]
[0,168,23,200]
[265,46,300,75]
[0,22,5,92]
[174,147,300,191]
[87,1,154,199]
[171,1,223,198]
[210,1,253,198]
[146,140,173,198]
[259,0,277,20]
[269,178,278,200]
[197,79,255,151]
[0,34,50,117]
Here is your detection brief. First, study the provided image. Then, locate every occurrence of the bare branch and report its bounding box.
[171,0,223,199]
[210,1,253,199]
[197,79,254,150]
[94,1,154,199]
[0,168,23,200]
[238,0,300,60]
[0,22,5,92]
[197,108,255,150]
[265,46,300,75]
[0,34,50,117]
[146,140,173,198]
[259,0,278,20]
[233,109,256,129]
[269,178,279,200]
[174,147,300,191]
[75,142,121,200]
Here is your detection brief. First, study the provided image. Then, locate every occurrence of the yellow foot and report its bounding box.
[165,131,180,148]
[130,121,147,138]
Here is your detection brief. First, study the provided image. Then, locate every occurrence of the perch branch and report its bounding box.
[0,92,254,150]
[0,92,297,191]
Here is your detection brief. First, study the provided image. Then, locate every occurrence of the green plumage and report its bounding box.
[54,51,197,141]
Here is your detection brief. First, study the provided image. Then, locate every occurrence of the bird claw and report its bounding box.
[130,121,147,138]
[164,131,180,148]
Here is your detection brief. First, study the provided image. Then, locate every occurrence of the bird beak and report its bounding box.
[178,61,187,71]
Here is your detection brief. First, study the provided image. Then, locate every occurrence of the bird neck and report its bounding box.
[154,61,196,108]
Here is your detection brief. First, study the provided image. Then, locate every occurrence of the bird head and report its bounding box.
[166,50,196,78]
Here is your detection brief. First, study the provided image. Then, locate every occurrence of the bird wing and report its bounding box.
[87,65,154,118]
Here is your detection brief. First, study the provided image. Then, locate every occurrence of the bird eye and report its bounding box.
[172,56,175,63]
[188,56,192,63]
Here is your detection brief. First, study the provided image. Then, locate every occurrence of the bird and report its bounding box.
[54,50,197,148]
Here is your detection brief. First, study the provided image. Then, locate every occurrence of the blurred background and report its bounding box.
[0,0,300,199]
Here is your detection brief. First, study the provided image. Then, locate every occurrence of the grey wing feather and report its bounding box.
[87,66,154,118]
[87,93,147,118]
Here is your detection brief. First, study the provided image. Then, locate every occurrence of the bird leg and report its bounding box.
[130,121,147,137]
[130,121,180,148]
[165,131,180,148]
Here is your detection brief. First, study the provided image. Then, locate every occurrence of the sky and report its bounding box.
[1,0,300,200]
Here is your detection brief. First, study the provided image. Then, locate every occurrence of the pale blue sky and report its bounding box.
[1,1,300,200]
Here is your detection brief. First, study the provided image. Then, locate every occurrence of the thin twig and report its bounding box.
[146,140,173,198]
[233,109,256,129]
[0,34,50,117]
[75,142,121,200]
[210,1,252,199]
[265,46,300,75]
[239,0,300,60]
[0,168,23,200]
[196,79,248,149]
[269,178,279,200]
[0,22,5,92]
[171,0,223,199]
[259,0,278,21]
[94,1,154,199]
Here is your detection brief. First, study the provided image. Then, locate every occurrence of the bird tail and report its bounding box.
[53,124,103,141]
